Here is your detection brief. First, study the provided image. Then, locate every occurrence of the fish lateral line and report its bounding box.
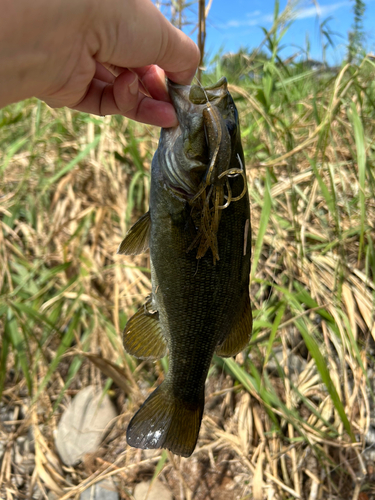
[243,219,250,256]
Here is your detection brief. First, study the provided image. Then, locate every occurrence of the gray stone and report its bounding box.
[55,386,117,466]
[133,480,173,500]
[80,478,119,500]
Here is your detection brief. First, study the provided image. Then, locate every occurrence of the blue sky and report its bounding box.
[170,0,375,65]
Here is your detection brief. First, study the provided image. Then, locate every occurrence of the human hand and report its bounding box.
[0,0,200,127]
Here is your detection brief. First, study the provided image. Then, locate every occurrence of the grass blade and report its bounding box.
[43,135,100,190]
[294,318,355,441]
[5,310,32,394]
[251,169,272,278]
[348,102,366,259]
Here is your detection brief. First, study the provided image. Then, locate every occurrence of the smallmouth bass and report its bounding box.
[118,77,252,457]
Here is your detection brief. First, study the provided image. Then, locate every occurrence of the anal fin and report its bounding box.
[117,211,151,255]
[216,293,252,357]
[123,297,167,360]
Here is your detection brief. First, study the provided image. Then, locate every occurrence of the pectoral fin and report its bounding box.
[117,211,151,255]
[123,297,167,360]
[216,293,252,357]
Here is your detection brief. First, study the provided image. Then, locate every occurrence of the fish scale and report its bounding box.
[118,77,252,457]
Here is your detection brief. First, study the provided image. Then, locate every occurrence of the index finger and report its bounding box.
[93,0,200,85]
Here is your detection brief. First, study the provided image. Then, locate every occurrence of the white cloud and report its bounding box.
[223,1,350,30]
[294,1,349,19]
[223,14,269,28]
[246,10,261,17]
[226,19,241,27]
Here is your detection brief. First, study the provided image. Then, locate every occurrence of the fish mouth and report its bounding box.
[168,77,230,116]
[158,78,231,199]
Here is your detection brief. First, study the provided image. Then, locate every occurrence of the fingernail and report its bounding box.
[129,74,139,96]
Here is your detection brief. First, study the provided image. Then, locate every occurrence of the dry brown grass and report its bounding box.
[0,58,375,499]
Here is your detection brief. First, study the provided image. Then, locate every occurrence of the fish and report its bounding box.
[117,77,252,457]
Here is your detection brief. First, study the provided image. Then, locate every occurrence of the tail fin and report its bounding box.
[126,382,204,457]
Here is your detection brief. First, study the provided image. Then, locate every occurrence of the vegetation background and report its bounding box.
[0,0,374,498]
